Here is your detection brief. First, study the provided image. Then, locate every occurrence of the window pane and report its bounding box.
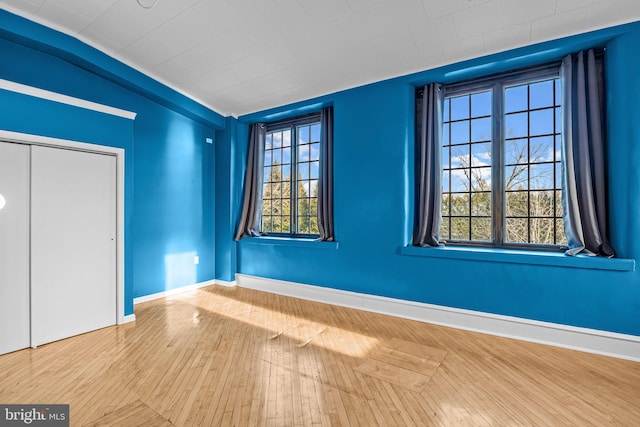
[530,136,554,163]
[556,218,567,245]
[451,121,470,144]
[505,112,528,138]
[309,179,318,197]
[282,130,291,147]
[440,217,450,240]
[555,163,562,189]
[505,85,528,113]
[282,165,291,181]
[471,217,491,241]
[282,147,291,165]
[442,170,450,192]
[506,218,528,243]
[530,163,554,190]
[443,99,450,122]
[530,109,554,136]
[310,161,319,179]
[310,142,320,161]
[471,91,491,117]
[310,124,320,143]
[272,149,281,165]
[262,199,272,216]
[506,191,528,217]
[442,146,450,168]
[450,193,470,216]
[450,144,470,168]
[555,80,561,104]
[451,217,470,240]
[264,166,272,183]
[555,190,563,216]
[273,132,282,148]
[470,167,491,191]
[471,192,491,216]
[451,171,470,193]
[530,191,554,217]
[299,163,309,180]
[298,198,309,217]
[442,194,450,216]
[505,139,528,165]
[505,165,528,190]
[471,117,491,142]
[299,144,310,161]
[262,216,272,232]
[298,126,309,144]
[443,123,450,145]
[530,218,554,244]
[310,197,318,216]
[529,80,554,109]
[264,150,272,166]
[451,95,469,120]
[471,142,491,167]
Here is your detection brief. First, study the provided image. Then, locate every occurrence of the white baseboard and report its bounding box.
[236,273,640,362]
[215,279,237,287]
[121,314,136,324]
[133,279,217,305]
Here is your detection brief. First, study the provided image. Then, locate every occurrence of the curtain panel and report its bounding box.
[413,83,444,247]
[318,107,335,241]
[561,49,615,257]
[235,123,266,240]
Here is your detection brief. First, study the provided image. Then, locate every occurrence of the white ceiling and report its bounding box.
[1,0,639,117]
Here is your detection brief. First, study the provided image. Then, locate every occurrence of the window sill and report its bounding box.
[399,245,635,272]
[239,236,339,250]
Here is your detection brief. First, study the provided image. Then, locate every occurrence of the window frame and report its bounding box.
[439,62,568,251]
[261,112,322,238]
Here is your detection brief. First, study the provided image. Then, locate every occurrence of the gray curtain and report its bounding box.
[561,49,614,257]
[317,107,335,241]
[235,123,266,240]
[413,83,443,247]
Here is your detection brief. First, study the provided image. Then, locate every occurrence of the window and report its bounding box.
[440,66,567,249]
[261,114,321,237]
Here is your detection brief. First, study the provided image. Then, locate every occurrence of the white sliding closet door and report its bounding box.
[31,146,117,347]
[0,142,31,355]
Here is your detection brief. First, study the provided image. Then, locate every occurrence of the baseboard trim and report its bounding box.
[215,279,237,287]
[134,280,216,305]
[121,314,136,324]
[235,274,640,362]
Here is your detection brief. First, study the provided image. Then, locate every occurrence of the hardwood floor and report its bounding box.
[0,284,638,426]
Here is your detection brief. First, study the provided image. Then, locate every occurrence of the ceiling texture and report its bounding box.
[1,0,639,117]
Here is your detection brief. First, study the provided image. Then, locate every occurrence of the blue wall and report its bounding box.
[219,22,640,337]
[0,11,221,315]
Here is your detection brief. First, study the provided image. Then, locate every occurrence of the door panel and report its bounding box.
[31,146,117,346]
[0,142,31,355]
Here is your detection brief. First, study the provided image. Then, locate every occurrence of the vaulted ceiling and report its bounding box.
[1,0,639,117]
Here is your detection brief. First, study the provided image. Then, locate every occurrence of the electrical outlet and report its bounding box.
[194,255,199,265]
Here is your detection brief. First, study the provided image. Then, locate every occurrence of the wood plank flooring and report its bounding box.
[0,284,639,426]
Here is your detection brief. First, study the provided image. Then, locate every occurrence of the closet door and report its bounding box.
[31,146,117,347]
[0,142,31,355]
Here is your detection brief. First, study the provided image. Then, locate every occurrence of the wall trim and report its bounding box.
[121,314,136,324]
[133,280,217,305]
[215,279,237,287]
[236,273,640,362]
[0,79,137,120]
